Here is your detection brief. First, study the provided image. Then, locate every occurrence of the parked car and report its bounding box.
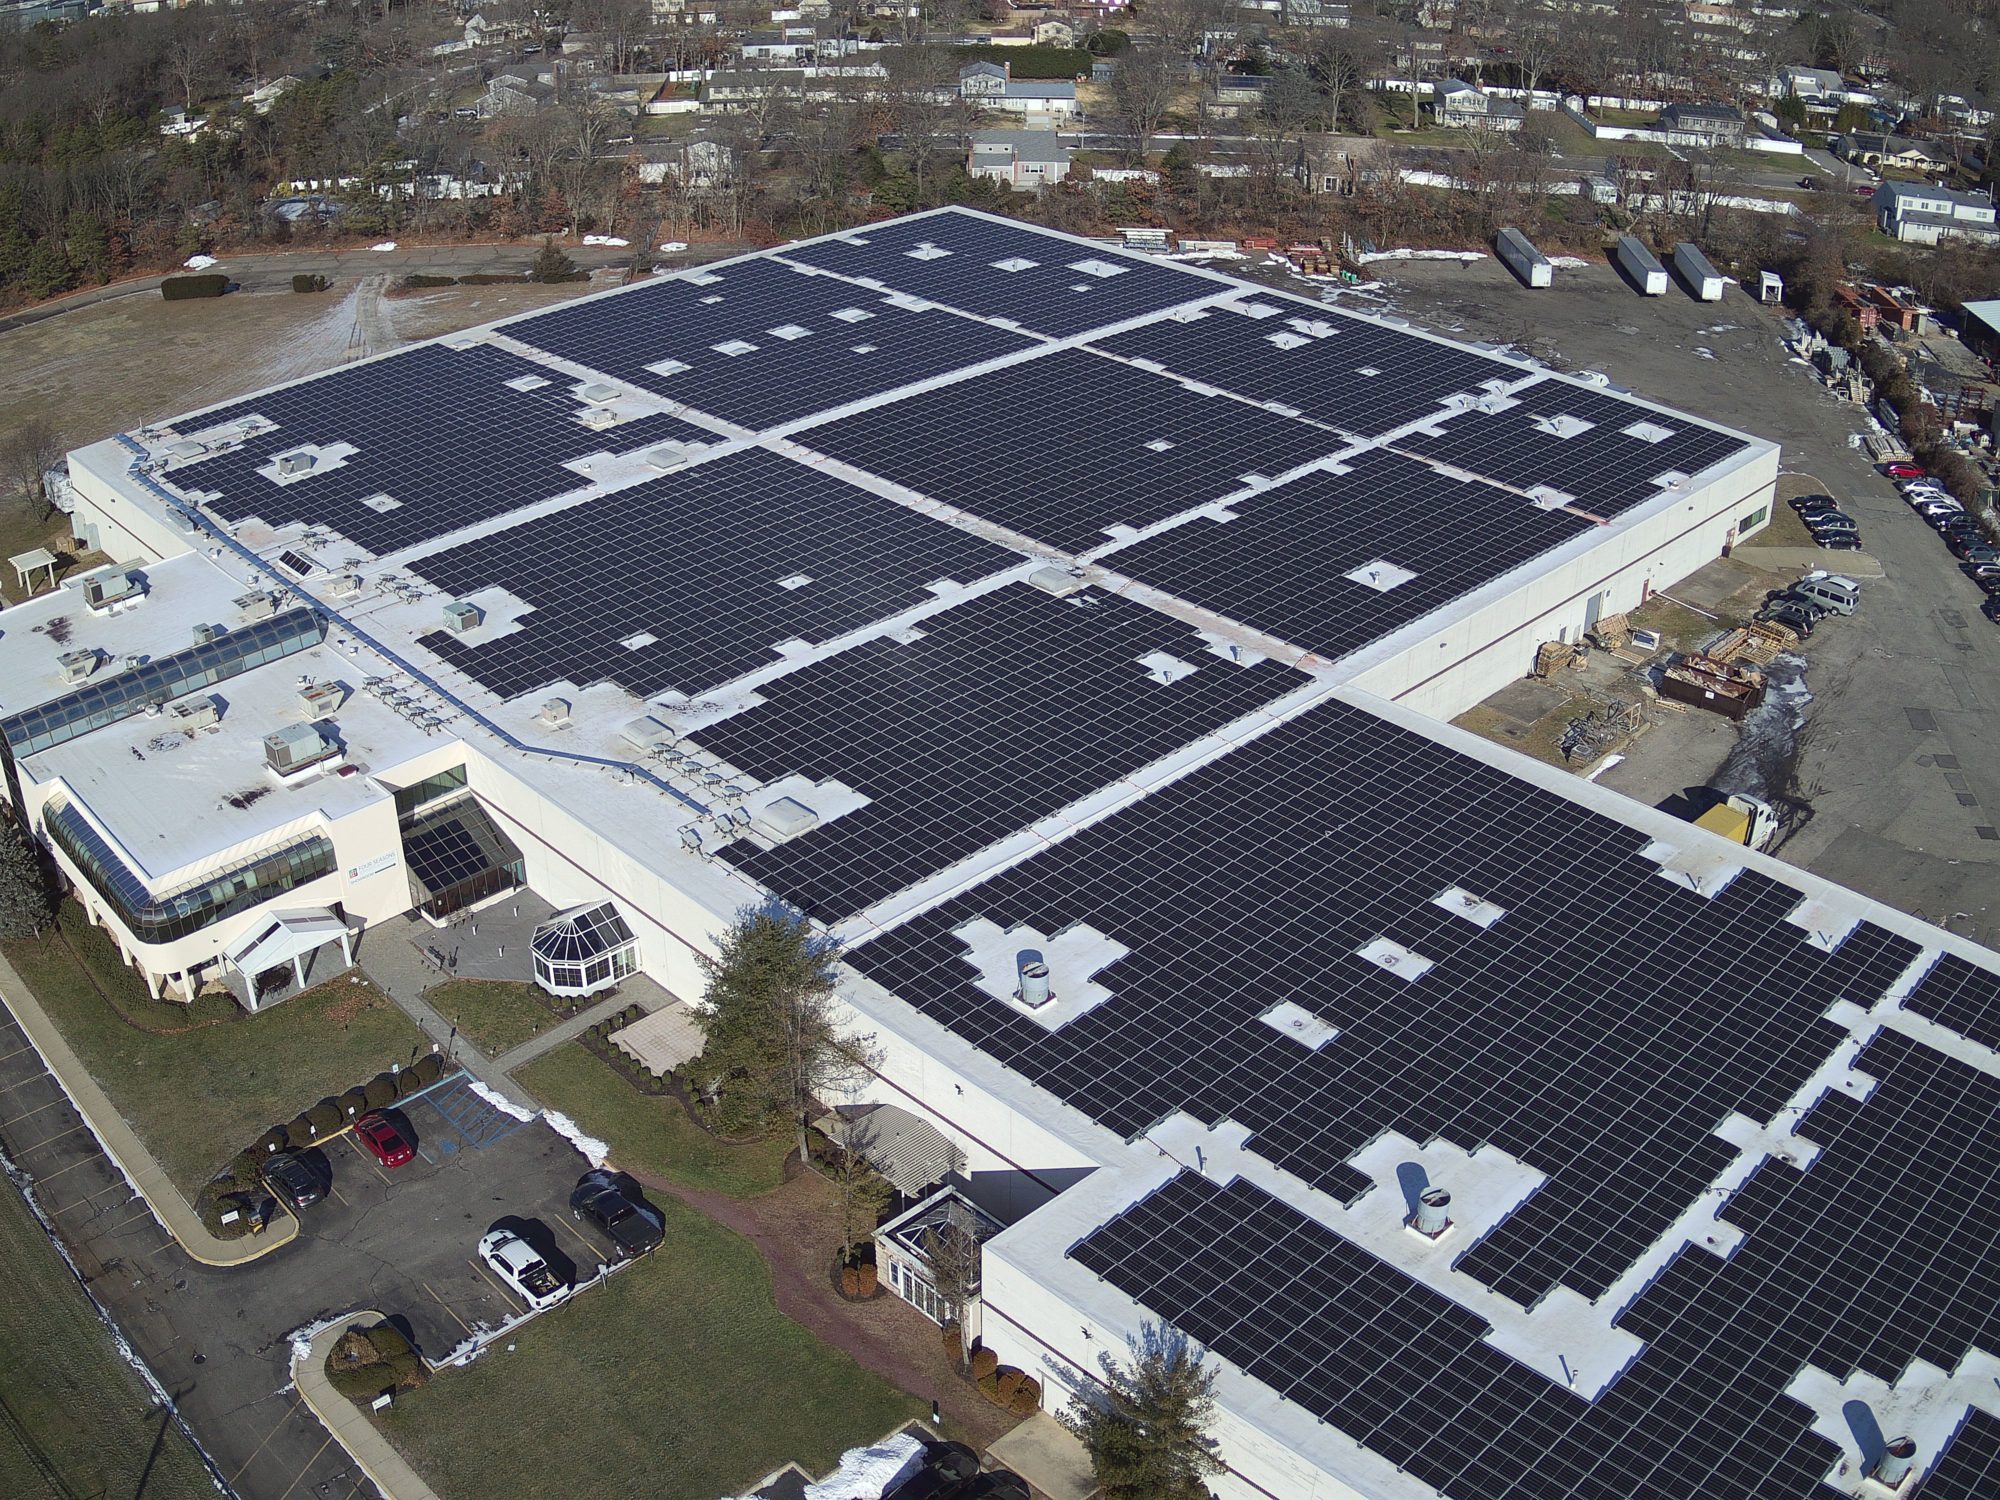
[261,1150,326,1210]
[1790,492,1840,514]
[477,1229,570,1311]
[569,1170,665,1258]
[1815,532,1863,550]
[1984,596,2000,624]
[1756,602,1816,636]
[1884,461,1927,480]
[1951,539,2000,564]
[1806,513,1859,535]
[1914,499,1962,519]
[1764,588,1829,620]
[354,1111,414,1169]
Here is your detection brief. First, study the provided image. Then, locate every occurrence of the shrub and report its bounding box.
[337,1088,368,1120]
[254,1127,288,1157]
[1007,1376,1041,1415]
[856,1262,877,1296]
[841,1263,865,1297]
[324,1322,429,1401]
[529,237,579,283]
[412,1053,445,1086]
[400,272,456,288]
[291,273,331,293]
[940,1320,963,1359]
[456,272,528,285]
[161,273,227,300]
[970,1347,999,1381]
[364,1077,397,1109]
[306,1101,342,1135]
[284,1114,315,1148]
[976,1372,1000,1402]
[995,1367,1024,1402]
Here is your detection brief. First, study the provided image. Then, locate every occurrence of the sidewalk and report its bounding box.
[292,1312,446,1500]
[0,950,297,1266]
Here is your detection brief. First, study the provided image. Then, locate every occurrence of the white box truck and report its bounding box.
[1495,227,1552,288]
[1616,235,1668,295]
[1673,242,1726,302]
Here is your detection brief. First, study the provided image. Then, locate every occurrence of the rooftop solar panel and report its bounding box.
[1897,952,2000,1051]
[502,254,1035,428]
[185,344,711,552]
[691,583,1308,918]
[409,447,1022,700]
[777,211,1218,338]
[1088,299,1525,438]
[1102,448,1599,661]
[795,350,1349,552]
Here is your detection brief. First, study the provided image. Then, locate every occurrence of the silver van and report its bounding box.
[1791,577,1858,616]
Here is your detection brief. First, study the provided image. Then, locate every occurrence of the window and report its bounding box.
[1739,506,1769,532]
[393,764,469,819]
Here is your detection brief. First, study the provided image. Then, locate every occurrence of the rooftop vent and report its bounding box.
[81,569,140,611]
[192,622,222,647]
[1875,1437,1917,1489]
[751,796,819,842]
[165,439,207,462]
[1412,1186,1453,1238]
[538,698,572,728]
[576,381,620,405]
[299,681,344,717]
[1029,566,1084,597]
[442,600,483,634]
[621,715,675,751]
[276,451,316,477]
[235,590,278,621]
[263,721,336,776]
[1017,960,1053,1009]
[57,648,100,684]
[170,695,221,731]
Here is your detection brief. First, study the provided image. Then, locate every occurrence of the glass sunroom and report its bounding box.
[531,901,638,998]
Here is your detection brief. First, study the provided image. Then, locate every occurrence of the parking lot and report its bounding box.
[1368,257,2000,945]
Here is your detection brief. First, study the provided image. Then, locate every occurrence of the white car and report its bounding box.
[477,1229,570,1312]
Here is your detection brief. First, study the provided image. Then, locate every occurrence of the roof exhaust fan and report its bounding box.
[1412,1186,1452,1238]
[1874,1437,1917,1489]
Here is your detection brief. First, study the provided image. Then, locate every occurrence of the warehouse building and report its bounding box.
[20,208,2000,1497]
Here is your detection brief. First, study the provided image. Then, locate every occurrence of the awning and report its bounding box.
[10,548,57,593]
[820,1103,966,1197]
[609,1000,706,1076]
[223,908,353,979]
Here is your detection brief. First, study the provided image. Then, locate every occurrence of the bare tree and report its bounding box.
[163,20,216,113]
[1,415,64,521]
[1514,21,1558,109]
[1109,47,1180,166]
[923,1198,985,1363]
[790,101,864,232]
[880,44,962,201]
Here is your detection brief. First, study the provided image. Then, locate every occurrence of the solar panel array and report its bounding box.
[1074,1021,2000,1500]
[691,584,1306,918]
[501,254,1033,429]
[1899,951,2000,1050]
[777,211,1215,339]
[1088,301,1527,437]
[410,447,1020,701]
[797,350,1350,552]
[190,344,709,552]
[1105,448,1600,660]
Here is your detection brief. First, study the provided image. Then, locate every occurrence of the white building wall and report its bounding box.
[68,443,201,565]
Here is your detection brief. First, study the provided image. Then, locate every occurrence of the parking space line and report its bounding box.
[16,1122,86,1153]
[553,1215,601,1261]
[0,1095,70,1128]
[228,1396,306,1484]
[0,1042,40,1063]
[103,1205,160,1235]
[344,1136,395,1183]
[44,1177,137,1216]
[272,1434,335,1500]
[423,1279,478,1337]
[466,1257,523,1310]
[326,1181,352,1208]
[24,1151,109,1187]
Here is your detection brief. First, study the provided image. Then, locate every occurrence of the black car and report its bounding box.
[1764,588,1830,620]
[1789,493,1839,514]
[569,1170,665,1258]
[1806,510,1858,532]
[261,1150,326,1210]
[1983,596,2000,624]
[1815,533,1864,550]
[1756,602,1815,637]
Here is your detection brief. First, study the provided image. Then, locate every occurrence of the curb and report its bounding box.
[0,955,298,1266]
[292,1313,446,1500]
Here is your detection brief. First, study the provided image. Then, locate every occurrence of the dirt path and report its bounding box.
[623,1162,1019,1453]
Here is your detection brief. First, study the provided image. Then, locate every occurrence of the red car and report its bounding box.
[1884,462,1927,480]
[354,1111,414,1168]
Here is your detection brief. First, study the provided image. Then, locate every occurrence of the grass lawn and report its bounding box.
[423,978,553,1058]
[376,1213,924,1500]
[517,1043,792,1199]
[5,902,429,1194]
[0,1182,216,1500]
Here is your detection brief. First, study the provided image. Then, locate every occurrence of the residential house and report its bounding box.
[958,61,1079,122]
[1778,64,1843,102]
[1657,102,1745,148]
[1841,132,1950,173]
[479,70,557,117]
[966,129,1073,189]
[637,137,737,189]
[741,28,818,63]
[1873,181,1999,245]
[244,76,302,115]
[1431,79,1525,133]
[1398,31,1447,77]
[702,69,806,111]
[1210,73,1270,122]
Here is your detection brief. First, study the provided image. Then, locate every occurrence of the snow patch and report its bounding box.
[286,1312,358,1370]
[583,235,629,247]
[1694,347,1716,360]
[543,1110,609,1168]
[725,1432,925,1500]
[1357,248,1487,264]
[659,240,689,252]
[1548,255,1591,269]
[370,241,398,252]
[182,254,218,269]
[466,1080,535,1122]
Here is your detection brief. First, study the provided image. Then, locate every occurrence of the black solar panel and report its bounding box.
[410,447,1021,701]
[1900,952,2000,1051]
[502,253,1034,429]
[1088,299,1524,437]
[796,350,1348,552]
[1916,1410,2000,1500]
[1103,448,1599,662]
[847,695,1924,1305]
[693,584,1307,918]
[1398,380,1755,520]
[189,343,712,553]
[778,210,1216,338]
[402,816,492,894]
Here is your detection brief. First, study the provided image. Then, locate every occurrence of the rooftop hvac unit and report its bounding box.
[442,600,483,634]
[276,450,316,477]
[621,714,676,751]
[329,574,365,600]
[170,695,221,730]
[263,721,336,775]
[577,381,621,405]
[299,681,345,717]
[192,622,222,647]
[538,697,572,728]
[81,569,140,611]
[1028,566,1084,597]
[165,439,207,462]
[578,407,620,431]
[235,590,278,621]
[57,648,100,684]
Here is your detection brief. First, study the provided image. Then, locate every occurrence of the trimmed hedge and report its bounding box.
[292,273,331,293]
[325,1322,428,1400]
[364,1076,398,1109]
[400,273,457,288]
[1008,1376,1041,1415]
[338,1087,368,1120]
[457,272,529,285]
[411,1053,445,1087]
[970,1347,999,1381]
[161,273,228,300]
[995,1367,1024,1403]
[306,1100,342,1135]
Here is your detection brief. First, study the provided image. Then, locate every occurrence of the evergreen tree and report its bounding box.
[0,815,54,941]
[1064,1325,1226,1500]
[529,236,577,283]
[21,240,73,302]
[693,907,873,1157]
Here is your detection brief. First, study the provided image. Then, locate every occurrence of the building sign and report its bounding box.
[346,851,398,882]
